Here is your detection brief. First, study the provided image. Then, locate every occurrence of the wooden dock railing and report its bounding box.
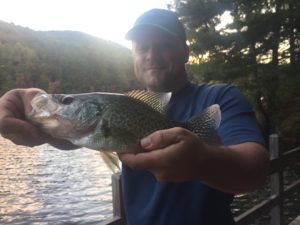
[101,134,300,225]
[235,134,300,225]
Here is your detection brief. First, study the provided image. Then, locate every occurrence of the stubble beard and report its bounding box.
[142,68,174,92]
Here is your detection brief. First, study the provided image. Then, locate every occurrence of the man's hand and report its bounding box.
[119,127,211,182]
[0,88,78,149]
[119,127,269,194]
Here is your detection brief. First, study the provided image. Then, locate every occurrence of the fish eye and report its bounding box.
[61,95,74,105]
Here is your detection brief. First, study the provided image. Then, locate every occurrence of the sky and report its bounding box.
[0,0,171,48]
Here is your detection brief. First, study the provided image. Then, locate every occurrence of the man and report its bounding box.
[0,8,269,225]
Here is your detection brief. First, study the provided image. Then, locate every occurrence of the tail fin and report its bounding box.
[187,104,221,144]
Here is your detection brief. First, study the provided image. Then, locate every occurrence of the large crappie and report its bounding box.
[27,90,221,152]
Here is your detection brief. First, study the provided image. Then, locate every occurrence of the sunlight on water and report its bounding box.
[0,136,113,225]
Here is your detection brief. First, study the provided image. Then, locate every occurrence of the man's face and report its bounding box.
[132,27,189,92]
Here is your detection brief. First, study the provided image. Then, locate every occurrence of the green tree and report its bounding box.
[171,0,300,146]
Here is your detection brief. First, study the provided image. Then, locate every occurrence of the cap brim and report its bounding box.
[125,23,178,40]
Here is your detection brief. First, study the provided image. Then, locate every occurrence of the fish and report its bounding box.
[27,90,221,171]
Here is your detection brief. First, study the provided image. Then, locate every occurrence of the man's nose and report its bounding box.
[146,46,162,60]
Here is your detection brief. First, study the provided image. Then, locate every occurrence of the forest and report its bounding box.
[0,0,299,149]
[171,0,300,149]
[0,20,137,94]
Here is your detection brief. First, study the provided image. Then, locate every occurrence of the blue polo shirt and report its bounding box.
[122,82,265,225]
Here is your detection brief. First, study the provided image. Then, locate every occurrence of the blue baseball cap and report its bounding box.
[125,8,187,43]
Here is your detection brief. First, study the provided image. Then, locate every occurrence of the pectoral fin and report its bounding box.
[187,104,221,144]
[99,151,120,173]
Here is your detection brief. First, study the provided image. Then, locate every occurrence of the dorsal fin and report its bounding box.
[125,90,171,113]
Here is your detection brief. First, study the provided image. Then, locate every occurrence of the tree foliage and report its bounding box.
[0,21,137,95]
[171,0,300,147]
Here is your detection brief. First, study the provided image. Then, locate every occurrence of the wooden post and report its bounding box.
[111,172,126,224]
[99,172,126,225]
[269,134,283,225]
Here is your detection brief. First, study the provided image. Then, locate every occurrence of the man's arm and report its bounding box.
[0,88,78,149]
[119,127,269,194]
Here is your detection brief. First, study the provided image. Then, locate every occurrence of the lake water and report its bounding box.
[0,136,113,225]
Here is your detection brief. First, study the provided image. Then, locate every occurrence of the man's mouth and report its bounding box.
[147,67,164,70]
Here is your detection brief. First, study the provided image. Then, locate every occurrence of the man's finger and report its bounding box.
[119,150,168,170]
[140,127,183,151]
[0,118,45,146]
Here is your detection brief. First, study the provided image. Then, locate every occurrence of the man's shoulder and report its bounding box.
[195,82,233,91]
[191,82,236,99]
[188,81,248,109]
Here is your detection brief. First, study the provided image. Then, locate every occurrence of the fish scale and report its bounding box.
[97,97,174,151]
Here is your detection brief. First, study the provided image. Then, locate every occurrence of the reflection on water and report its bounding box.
[0,136,113,225]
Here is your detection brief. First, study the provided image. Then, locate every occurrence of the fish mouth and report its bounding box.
[28,93,100,140]
[30,93,59,113]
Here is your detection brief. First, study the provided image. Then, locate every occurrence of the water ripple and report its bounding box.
[0,136,113,224]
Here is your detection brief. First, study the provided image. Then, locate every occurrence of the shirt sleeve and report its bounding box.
[215,84,266,146]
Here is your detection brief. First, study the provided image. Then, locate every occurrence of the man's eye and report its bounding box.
[160,43,175,51]
[136,45,149,53]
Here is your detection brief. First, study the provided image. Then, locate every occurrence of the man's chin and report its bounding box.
[142,72,169,91]
[147,82,170,92]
